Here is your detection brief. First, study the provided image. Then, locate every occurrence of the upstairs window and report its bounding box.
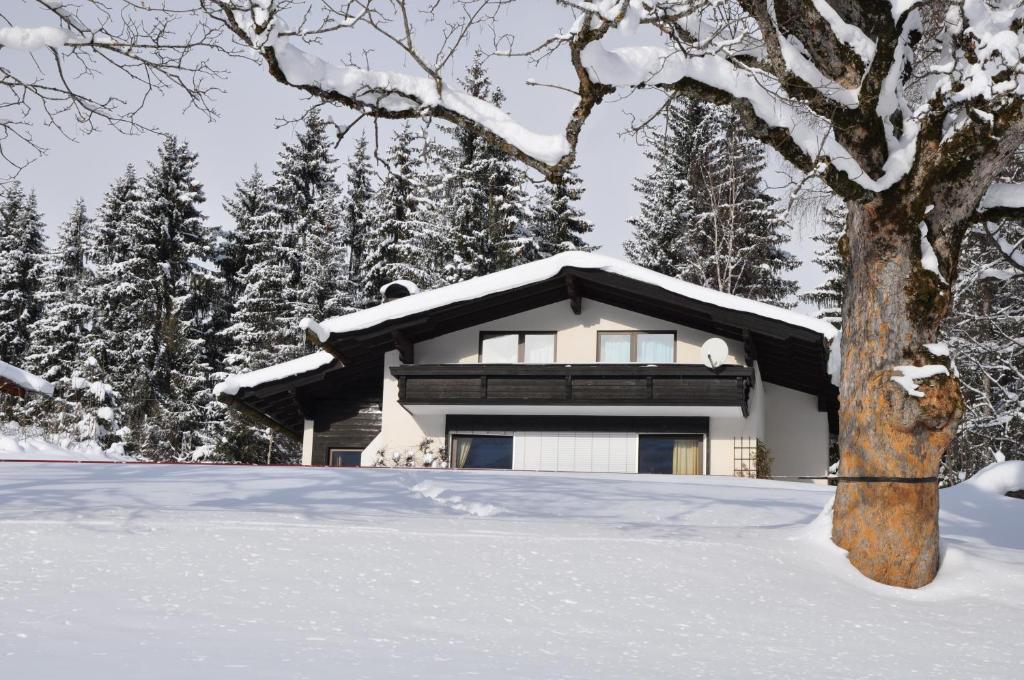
[479,332,556,363]
[598,331,675,363]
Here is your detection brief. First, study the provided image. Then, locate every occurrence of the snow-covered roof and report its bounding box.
[218,253,837,402]
[214,351,335,398]
[0,360,55,397]
[306,252,838,342]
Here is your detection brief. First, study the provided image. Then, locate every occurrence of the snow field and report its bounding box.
[0,463,1021,679]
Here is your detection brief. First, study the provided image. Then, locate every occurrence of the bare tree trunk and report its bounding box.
[832,200,963,588]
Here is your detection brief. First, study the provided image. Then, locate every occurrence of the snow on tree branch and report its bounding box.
[0,1,231,178]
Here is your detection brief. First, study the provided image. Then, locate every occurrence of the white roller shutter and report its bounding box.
[514,432,637,473]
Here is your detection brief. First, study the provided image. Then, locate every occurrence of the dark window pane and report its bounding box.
[329,449,362,467]
[638,436,675,474]
[458,436,513,469]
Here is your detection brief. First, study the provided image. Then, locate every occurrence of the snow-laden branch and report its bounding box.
[578,41,912,193]
[0,26,69,50]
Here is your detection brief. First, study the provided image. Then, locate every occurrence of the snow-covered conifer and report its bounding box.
[362,124,433,298]
[528,166,594,256]
[0,183,47,363]
[626,99,798,305]
[342,134,376,307]
[440,53,529,281]
[801,203,848,325]
[21,200,93,430]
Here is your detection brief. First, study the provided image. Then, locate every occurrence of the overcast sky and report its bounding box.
[7,1,828,313]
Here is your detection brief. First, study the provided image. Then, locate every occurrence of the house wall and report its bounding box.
[762,383,830,478]
[363,304,827,477]
[415,299,746,365]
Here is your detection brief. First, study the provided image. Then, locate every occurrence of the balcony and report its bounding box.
[390,363,754,414]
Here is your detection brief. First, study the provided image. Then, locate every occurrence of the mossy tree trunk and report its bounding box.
[831,199,962,588]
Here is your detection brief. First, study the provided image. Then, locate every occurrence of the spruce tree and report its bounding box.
[218,169,299,463]
[273,109,340,284]
[625,99,798,305]
[363,124,433,299]
[0,183,47,363]
[136,136,214,458]
[624,101,702,276]
[84,164,160,454]
[687,106,799,305]
[528,166,594,256]
[801,202,848,325]
[22,200,94,432]
[440,53,530,281]
[342,134,376,307]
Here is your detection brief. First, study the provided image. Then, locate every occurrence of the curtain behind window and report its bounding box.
[481,334,518,362]
[523,334,555,363]
[672,438,702,475]
[599,334,631,362]
[637,333,674,363]
[453,436,473,468]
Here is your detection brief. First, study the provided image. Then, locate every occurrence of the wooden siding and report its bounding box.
[308,366,384,466]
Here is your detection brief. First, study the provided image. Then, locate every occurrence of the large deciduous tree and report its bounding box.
[203,0,1024,588]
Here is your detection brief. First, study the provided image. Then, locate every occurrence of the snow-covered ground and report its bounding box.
[0,423,132,462]
[0,463,1021,679]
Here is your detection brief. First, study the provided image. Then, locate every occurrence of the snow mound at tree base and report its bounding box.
[799,461,1024,602]
[0,465,1020,679]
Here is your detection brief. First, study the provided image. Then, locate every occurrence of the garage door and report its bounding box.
[514,432,637,473]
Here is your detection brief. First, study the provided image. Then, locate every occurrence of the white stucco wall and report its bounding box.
[762,382,830,478]
[301,419,314,466]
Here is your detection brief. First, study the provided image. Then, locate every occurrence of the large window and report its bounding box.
[638,435,703,475]
[479,332,556,363]
[451,434,513,469]
[597,331,675,363]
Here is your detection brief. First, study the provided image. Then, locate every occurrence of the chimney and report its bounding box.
[379,279,420,304]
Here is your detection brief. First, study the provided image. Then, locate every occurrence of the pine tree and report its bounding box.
[528,166,594,256]
[0,183,47,363]
[801,202,848,325]
[624,101,702,276]
[217,169,299,463]
[135,136,215,458]
[440,53,530,281]
[363,124,433,299]
[342,134,376,307]
[273,109,340,283]
[21,200,94,433]
[84,164,160,454]
[687,106,799,305]
[625,99,798,305]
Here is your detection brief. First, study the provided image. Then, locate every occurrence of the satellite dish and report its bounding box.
[701,337,729,369]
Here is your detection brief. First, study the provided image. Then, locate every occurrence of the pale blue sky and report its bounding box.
[7,1,827,311]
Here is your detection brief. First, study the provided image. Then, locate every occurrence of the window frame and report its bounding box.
[478,331,557,363]
[596,330,677,363]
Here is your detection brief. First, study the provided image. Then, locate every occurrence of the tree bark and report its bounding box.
[832,200,963,588]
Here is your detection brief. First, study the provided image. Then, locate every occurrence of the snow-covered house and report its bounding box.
[216,253,839,478]
[0,360,54,400]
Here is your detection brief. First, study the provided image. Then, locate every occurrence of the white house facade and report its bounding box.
[216,253,839,480]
